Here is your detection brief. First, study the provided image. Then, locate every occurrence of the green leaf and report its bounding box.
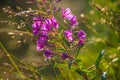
[95,50,105,68]
[62,37,70,47]
[75,45,83,59]
[55,48,66,52]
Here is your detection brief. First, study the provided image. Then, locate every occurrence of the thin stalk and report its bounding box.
[58,67,68,80]
[10,54,42,79]
[0,42,25,80]
[74,62,90,80]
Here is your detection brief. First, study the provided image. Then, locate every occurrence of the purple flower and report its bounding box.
[33,16,43,21]
[77,30,86,39]
[77,30,86,46]
[70,16,79,29]
[78,39,85,46]
[32,21,41,28]
[62,8,73,20]
[62,8,79,28]
[41,23,51,31]
[56,0,61,3]
[44,17,59,30]
[32,28,40,35]
[61,53,69,60]
[45,18,52,26]
[43,49,53,59]
[37,33,49,50]
[64,30,73,42]
[51,17,59,29]
[32,16,43,35]
[32,16,59,51]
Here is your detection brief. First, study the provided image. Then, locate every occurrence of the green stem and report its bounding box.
[9,53,41,79]
[74,62,90,80]
[75,69,89,80]
[0,42,25,80]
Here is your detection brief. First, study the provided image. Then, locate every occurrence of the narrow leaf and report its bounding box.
[75,45,83,59]
[95,50,105,68]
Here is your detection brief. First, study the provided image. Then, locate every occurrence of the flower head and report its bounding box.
[44,17,59,30]
[64,30,73,42]
[32,16,59,51]
[37,33,49,50]
[51,17,59,29]
[32,21,41,29]
[43,49,53,59]
[56,0,62,3]
[62,8,79,28]
[78,39,85,46]
[33,16,43,21]
[78,30,86,39]
[70,16,79,29]
[32,28,40,35]
[61,53,69,60]
[45,18,52,26]
[77,30,86,46]
[62,8,73,20]
[32,16,43,35]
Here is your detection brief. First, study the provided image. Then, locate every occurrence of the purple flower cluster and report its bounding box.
[32,8,86,60]
[64,30,86,46]
[32,16,59,51]
[63,8,86,46]
[32,16,59,59]
[64,30,73,42]
[62,8,79,29]
[37,33,48,50]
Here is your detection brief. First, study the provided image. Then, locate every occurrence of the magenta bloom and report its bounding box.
[43,49,53,59]
[70,16,79,29]
[41,23,49,31]
[45,18,52,26]
[62,8,73,20]
[32,29,40,35]
[56,0,61,3]
[32,16,43,35]
[32,21,41,28]
[61,53,69,60]
[32,16,58,35]
[64,30,73,42]
[78,30,86,39]
[78,39,85,46]
[77,30,86,46]
[51,17,59,29]
[45,17,59,30]
[37,33,49,50]
[32,16,59,51]
[32,16,42,28]
[62,8,79,28]
[33,16,43,21]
